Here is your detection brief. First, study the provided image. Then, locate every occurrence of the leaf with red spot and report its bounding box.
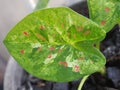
[100,20,106,26]
[49,47,55,51]
[20,50,25,54]
[59,61,68,67]
[88,0,120,32]
[4,7,106,82]
[74,65,80,72]
[105,7,110,12]
[23,31,29,36]
[47,54,52,58]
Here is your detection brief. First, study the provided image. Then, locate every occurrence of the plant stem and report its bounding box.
[78,75,89,90]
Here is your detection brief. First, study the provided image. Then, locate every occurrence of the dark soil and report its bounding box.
[18,1,120,90]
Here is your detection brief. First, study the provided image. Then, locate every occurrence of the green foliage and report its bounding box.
[88,0,120,32]
[35,0,49,10]
[4,7,106,82]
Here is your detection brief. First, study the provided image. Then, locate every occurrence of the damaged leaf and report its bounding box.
[4,7,106,82]
[88,0,120,32]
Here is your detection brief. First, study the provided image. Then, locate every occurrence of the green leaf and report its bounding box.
[88,0,120,32]
[35,0,49,10]
[4,7,106,82]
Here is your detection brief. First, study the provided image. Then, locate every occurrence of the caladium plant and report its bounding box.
[4,0,120,89]
[4,7,106,82]
[88,0,120,32]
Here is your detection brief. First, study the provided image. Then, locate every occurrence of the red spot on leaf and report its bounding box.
[105,7,110,12]
[74,65,80,72]
[48,54,52,58]
[59,61,68,67]
[23,32,29,36]
[40,25,45,30]
[63,62,68,67]
[101,20,106,26]
[20,50,25,54]
[49,47,55,51]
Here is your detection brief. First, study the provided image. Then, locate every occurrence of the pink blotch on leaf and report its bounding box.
[20,50,25,54]
[23,32,29,36]
[48,54,52,58]
[101,20,106,26]
[105,7,110,12]
[74,65,80,72]
[59,61,68,67]
[49,47,55,51]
